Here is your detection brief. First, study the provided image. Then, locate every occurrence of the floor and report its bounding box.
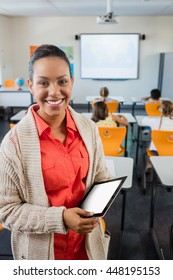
[0,105,173,260]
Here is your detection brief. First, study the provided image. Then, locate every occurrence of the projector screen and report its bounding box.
[80,33,140,80]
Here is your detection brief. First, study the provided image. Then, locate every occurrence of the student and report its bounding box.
[0,44,112,260]
[141,88,161,103]
[91,101,129,126]
[142,100,173,161]
[94,87,116,102]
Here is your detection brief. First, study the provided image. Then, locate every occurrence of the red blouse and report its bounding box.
[31,105,89,260]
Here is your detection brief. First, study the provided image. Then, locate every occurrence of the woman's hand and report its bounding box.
[63,207,99,234]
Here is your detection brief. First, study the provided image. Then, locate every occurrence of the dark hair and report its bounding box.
[29,44,72,80]
[150,89,161,100]
[99,87,109,101]
[91,101,108,122]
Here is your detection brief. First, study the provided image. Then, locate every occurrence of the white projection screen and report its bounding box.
[80,33,140,80]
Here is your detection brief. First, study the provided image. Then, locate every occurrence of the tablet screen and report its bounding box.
[80,177,126,217]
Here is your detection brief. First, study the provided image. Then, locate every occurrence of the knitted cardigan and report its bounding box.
[0,105,112,260]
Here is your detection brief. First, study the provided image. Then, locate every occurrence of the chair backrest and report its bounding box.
[104,100,119,113]
[92,100,119,113]
[151,130,173,155]
[4,79,17,88]
[145,102,161,116]
[98,126,126,156]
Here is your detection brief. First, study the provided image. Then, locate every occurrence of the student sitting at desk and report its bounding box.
[94,87,116,102]
[141,88,161,103]
[141,100,173,169]
[91,101,129,126]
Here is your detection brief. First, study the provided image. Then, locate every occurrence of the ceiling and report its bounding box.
[0,0,173,17]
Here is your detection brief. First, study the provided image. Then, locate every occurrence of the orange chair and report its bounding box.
[145,102,161,116]
[147,130,173,156]
[4,79,18,88]
[98,126,126,157]
[104,101,119,113]
[0,225,3,231]
[9,123,16,129]
[92,100,119,114]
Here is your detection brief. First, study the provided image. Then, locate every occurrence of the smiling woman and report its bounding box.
[0,44,112,260]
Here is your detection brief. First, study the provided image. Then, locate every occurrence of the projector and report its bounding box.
[96,13,119,24]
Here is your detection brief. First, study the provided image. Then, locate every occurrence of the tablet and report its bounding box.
[79,176,127,217]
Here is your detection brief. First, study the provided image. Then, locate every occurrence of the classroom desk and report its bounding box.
[150,156,173,259]
[10,109,27,122]
[105,156,133,231]
[86,96,126,112]
[0,88,33,107]
[82,112,136,157]
[134,115,161,165]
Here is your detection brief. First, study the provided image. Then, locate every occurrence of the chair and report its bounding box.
[92,100,119,113]
[4,79,17,88]
[0,225,3,231]
[98,126,127,156]
[104,100,119,113]
[148,130,173,156]
[145,102,161,116]
[141,130,173,193]
[9,123,16,129]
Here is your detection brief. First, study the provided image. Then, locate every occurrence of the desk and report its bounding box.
[83,112,136,157]
[150,156,173,259]
[0,88,33,107]
[105,156,133,231]
[10,109,27,122]
[86,96,125,112]
[135,115,161,165]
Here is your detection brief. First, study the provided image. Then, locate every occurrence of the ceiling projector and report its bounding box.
[96,12,118,24]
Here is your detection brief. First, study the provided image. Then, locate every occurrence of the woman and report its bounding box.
[91,101,129,127]
[0,45,112,260]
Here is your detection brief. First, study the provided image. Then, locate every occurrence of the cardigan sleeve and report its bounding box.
[0,133,67,235]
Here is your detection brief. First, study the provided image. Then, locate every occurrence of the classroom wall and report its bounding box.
[0,15,173,103]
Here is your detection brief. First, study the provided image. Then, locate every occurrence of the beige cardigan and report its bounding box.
[0,106,112,260]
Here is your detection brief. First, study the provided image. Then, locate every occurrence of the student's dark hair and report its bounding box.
[29,44,72,80]
[91,101,108,122]
[150,88,161,100]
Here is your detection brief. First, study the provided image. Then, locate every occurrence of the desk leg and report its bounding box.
[149,170,156,229]
[135,126,140,165]
[149,169,165,259]
[132,102,136,116]
[121,190,126,231]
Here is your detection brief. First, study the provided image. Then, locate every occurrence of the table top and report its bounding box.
[105,156,133,189]
[135,115,161,126]
[10,109,27,121]
[150,156,173,187]
[86,96,126,102]
[82,112,136,123]
[0,87,30,93]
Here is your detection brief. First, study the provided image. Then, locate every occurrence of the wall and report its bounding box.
[1,15,173,103]
[0,16,13,84]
